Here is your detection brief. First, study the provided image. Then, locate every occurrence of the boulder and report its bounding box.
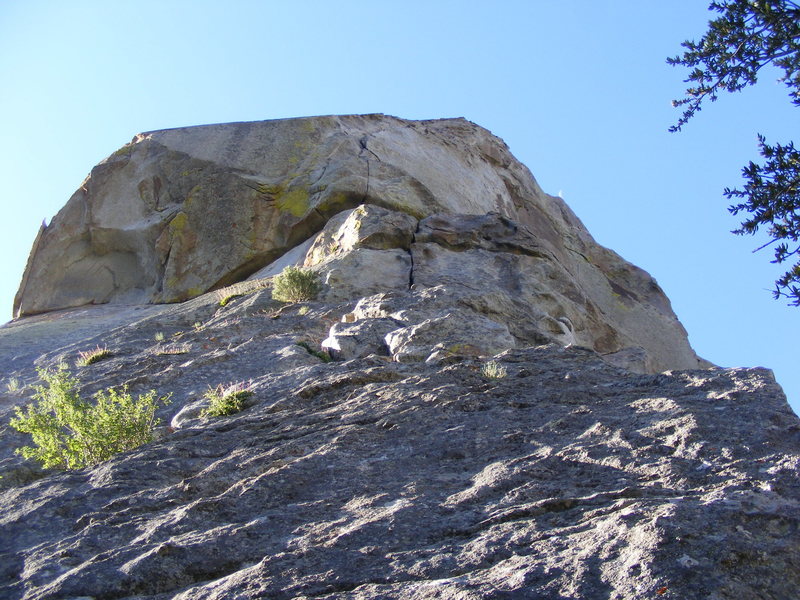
[385,309,517,362]
[321,317,401,360]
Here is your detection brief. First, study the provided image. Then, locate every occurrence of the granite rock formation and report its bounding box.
[13,114,706,374]
[1,115,798,599]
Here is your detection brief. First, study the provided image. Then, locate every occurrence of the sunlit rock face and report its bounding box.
[2,116,798,600]
[14,114,705,372]
[15,114,532,313]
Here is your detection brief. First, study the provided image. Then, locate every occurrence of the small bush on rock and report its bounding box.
[10,367,170,470]
[5,377,22,393]
[201,382,254,417]
[272,267,322,303]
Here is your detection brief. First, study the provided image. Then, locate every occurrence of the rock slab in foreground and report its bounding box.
[0,285,797,600]
[0,330,798,599]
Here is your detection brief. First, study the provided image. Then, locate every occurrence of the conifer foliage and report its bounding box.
[669,0,800,304]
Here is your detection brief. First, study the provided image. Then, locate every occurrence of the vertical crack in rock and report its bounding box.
[359,135,371,205]
[408,222,418,290]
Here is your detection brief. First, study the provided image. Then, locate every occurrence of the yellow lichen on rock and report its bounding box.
[275,188,310,218]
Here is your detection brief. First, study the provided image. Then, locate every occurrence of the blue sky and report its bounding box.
[1,1,798,412]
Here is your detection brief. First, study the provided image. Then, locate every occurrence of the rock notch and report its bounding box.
[14,114,705,373]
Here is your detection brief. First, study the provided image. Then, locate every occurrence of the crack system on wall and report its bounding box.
[358,135,372,206]
[407,223,418,290]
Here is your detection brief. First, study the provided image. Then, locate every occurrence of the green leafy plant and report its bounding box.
[154,332,166,342]
[201,382,254,417]
[9,367,170,470]
[272,266,322,303]
[481,360,508,379]
[77,346,112,366]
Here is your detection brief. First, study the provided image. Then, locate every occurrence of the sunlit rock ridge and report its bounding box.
[1,115,798,599]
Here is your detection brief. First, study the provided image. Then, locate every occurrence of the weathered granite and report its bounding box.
[2,115,794,600]
[14,115,539,315]
[246,204,705,372]
[0,291,797,599]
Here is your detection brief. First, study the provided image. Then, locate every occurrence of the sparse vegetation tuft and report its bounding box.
[9,367,170,470]
[155,343,191,356]
[296,341,332,363]
[272,266,322,303]
[6,377,22,394]
[481,360,507,379]
[77,346,113,366]
[201,382,254,417]
[219,293,242,307]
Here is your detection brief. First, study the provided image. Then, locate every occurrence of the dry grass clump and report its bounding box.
[77,346,113,367]
[481,360,507,379]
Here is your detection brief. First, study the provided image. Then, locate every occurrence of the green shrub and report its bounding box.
[272,266,322,303]
[481,360,508,379]
[77,346,112,366]
[201,382,254,417]
[9,367,170,470]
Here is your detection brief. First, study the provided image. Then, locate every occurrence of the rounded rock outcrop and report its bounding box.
[14,114,707,372]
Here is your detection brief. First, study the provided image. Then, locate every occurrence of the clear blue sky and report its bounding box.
[1,1,798,413]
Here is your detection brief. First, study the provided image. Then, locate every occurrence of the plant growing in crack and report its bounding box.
[201,382,254,417]
[155,343,191,356]
[77,346,113,367]
[296,341,332,363]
